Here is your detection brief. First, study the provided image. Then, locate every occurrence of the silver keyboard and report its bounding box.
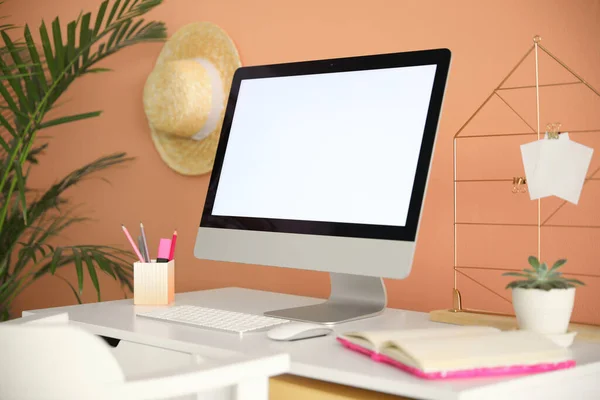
[135,305,289,334]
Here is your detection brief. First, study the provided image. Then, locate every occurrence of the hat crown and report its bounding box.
[143,59,221,139]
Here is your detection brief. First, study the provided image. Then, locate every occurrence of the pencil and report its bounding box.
[140,222,151,262]
[169,230,177,261]
[137,235,148,262]
[121,224,145,263]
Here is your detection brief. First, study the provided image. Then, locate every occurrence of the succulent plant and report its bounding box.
[503,256,585,291]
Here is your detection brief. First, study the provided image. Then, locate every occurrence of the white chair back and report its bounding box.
[0,314,125,400]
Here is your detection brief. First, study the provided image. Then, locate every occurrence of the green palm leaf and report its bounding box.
[38,111,102,129]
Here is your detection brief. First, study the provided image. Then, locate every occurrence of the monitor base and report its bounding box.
[264,273,386,325]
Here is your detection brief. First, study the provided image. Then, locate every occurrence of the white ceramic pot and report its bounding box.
[511,287,576,334]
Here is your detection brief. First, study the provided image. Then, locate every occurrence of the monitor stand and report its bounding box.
[264,273,386,325]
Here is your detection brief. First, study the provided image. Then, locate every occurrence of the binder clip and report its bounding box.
[512,177,527,194]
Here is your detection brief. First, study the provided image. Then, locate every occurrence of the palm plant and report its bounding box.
[0,0,166,320]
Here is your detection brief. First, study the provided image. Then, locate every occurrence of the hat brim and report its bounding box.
[148,22,241,176]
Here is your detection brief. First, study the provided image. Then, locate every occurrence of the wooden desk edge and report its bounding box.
[270,374,412,400]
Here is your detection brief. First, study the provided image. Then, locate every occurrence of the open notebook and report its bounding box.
[337,326,575,379]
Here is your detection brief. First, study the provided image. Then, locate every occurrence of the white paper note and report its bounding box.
[521,139,549,200]
[534,134,593,204]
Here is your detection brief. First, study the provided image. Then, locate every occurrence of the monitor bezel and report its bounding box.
[200,49,451,241]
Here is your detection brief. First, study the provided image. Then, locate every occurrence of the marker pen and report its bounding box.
[157,238,172,263]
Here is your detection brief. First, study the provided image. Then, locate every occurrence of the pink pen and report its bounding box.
[157,238,172,263]
[168,230,177,261]
[121,224,145,263]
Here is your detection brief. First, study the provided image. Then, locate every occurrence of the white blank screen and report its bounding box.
[212,65,437,226]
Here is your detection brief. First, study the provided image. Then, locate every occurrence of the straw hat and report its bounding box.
[143,22,241,175]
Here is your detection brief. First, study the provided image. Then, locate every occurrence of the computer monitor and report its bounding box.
[195,49,451,325]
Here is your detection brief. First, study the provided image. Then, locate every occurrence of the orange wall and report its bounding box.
[7,0,600,323]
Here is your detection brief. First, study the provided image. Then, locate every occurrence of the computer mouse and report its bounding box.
[267,322,333,341]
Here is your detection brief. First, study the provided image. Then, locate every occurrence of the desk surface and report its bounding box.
[25,288,600,400]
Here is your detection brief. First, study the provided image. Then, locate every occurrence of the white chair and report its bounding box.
[0,312,289,400]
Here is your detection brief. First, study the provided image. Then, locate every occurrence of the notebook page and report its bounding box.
[342,326,499,351]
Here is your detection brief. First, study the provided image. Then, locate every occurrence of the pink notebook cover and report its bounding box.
[337,337,575,380]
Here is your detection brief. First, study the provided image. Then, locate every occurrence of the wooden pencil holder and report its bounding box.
[133,260,175,305]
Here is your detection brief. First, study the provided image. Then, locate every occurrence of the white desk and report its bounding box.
[24,288,600,400]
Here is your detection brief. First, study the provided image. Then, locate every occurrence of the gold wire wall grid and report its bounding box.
[450,35,600,317]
